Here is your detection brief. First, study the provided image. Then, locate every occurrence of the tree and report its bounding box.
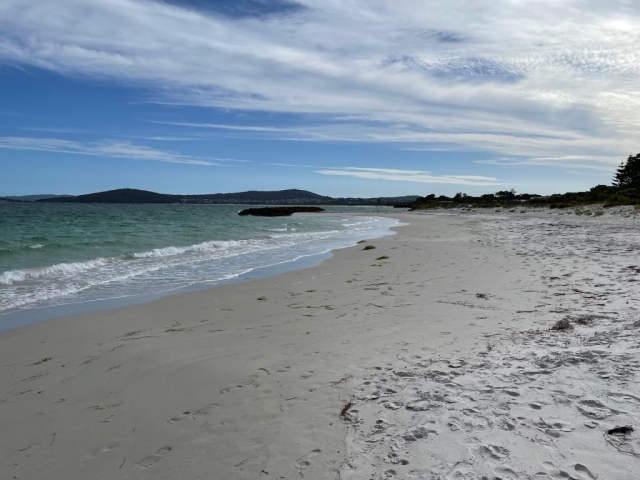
[613,153,640,189]
[453,192,467,202]
[495,189,516,200]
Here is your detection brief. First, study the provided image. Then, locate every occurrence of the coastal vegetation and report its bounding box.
[410,153,640,210]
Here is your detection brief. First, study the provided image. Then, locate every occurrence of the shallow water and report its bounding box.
[0,203,401,327]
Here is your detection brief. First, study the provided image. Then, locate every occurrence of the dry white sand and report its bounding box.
[1,209,639,480]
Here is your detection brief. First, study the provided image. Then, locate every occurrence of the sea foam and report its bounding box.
[0,213,401,315]
[0,258,112,285]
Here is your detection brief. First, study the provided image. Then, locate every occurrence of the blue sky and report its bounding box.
[1,0,638,197]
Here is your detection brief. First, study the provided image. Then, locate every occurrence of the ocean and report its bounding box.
[0,203,402,330]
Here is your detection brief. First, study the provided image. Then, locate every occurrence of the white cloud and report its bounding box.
[0,136,229,165]
[475,155,620,172]
[315,167,504,186]
[0,0,638,166]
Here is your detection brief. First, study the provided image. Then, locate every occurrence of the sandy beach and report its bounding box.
[2,210,639,480]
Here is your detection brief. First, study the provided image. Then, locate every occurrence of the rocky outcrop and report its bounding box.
[238,206,325,217]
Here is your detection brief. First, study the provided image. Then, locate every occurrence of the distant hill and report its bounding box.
[5,194,73,202]
[200,189,332,204]
[38,188,333,205]
[334,195,419,205]
[36,188,418,206]
[0,197,20,203]
[41,189,175,204]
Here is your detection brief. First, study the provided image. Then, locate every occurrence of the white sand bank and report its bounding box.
[344,208,640,480]
[1,210,638,480]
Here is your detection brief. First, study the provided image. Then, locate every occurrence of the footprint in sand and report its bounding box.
[498,417,517,431]
[448,413,490,433]
[541,461,597,480]
[299,371,314,379]
[133,447,171,470]
[573,463,598,480]
[167,403,217,423]
[464,438,509,460]
[220,377,259,394]
[443,461,474,480]
[480,444,510,460]
[220,384,244,394]
[533,418,575,438]
[493,465,519,479]
[503,388,520,397]
[576,399,618,419]
[293,449,321,475]
[552,393,573,405]
[79,442,121,462]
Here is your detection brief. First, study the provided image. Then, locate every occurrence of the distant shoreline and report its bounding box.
[3,187,418,206]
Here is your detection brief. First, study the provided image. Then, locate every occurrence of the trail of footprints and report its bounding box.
[130,400,220,470]
[131,363,313,472]
[167,403,218,424]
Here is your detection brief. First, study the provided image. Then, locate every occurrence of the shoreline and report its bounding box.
[0,211,403,333]
[1,210,638,479]
[0,249,341,334]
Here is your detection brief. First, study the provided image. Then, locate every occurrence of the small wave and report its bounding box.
[269,229,340,240]
[0,258,112,285]
[129,240,243,259]
[0,215,401,314]
[0,239,257,286]
[28,244,45,249]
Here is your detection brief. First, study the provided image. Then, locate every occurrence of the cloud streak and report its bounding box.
[476,156,620,173]
[0,0,638,168]
[0,137,228,165]
[315,167,504,186]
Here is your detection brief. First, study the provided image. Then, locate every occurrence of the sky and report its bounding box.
[0,0,639,197]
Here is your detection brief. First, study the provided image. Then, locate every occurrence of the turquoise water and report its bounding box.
[0,203,401,326]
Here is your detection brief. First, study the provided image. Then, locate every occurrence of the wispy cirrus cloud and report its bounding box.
[20,127,90,134]
[315,167,504,186]
[0,137,233,166]
[0,0,638,170]
[151,122,291,133]
[163,120,630,170]
[476,156,621,173]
